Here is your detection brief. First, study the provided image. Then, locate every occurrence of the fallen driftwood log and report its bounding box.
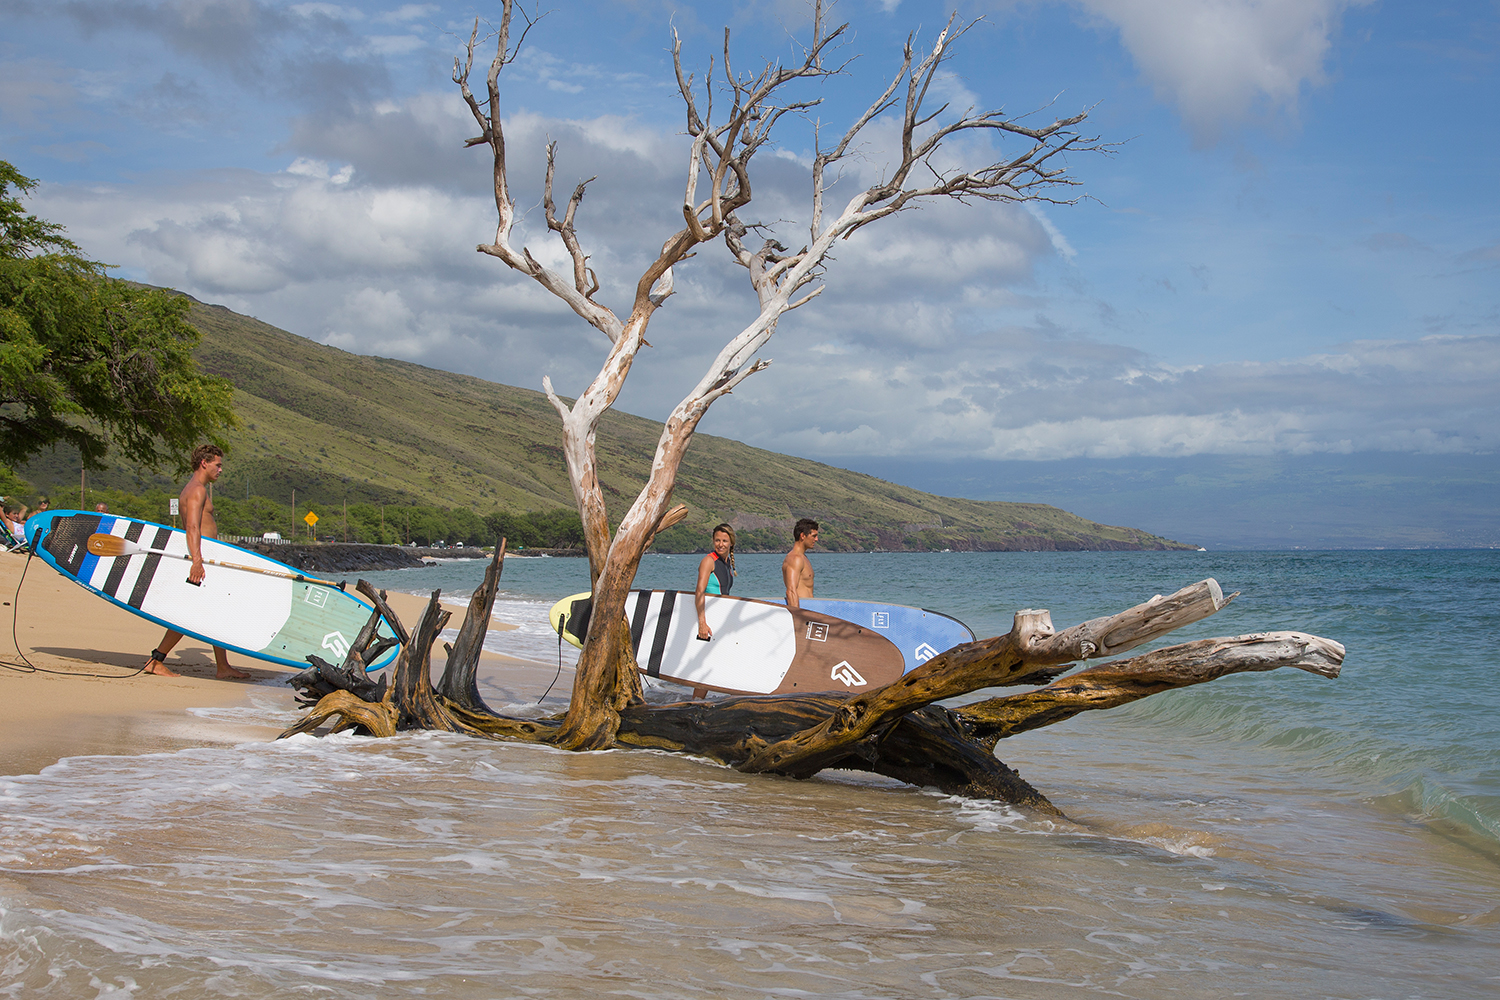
[282,544,1344,813]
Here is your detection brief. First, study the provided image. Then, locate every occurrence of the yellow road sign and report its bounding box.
[303,511,319,526]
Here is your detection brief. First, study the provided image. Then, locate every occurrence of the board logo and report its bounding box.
[805,622,829,642]
[305,587,329,608]
[871,611,890,628]
[914,642,939,662]
[830,661,866,687]
[322,631,350,658]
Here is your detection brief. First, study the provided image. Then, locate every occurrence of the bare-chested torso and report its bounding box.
[784,552,814,598]
[781,527,819,609]
[188,481,218,539]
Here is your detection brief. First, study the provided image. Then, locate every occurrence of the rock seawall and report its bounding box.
[243,544,581,573]
[246,542,431,573]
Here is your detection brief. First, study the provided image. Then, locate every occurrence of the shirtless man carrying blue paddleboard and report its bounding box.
[143,444,251,679]
[782,518,818,610]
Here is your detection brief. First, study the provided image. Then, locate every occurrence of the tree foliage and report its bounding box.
[0,161,236,472]
[0,463,30,503]
[483,508,585,549]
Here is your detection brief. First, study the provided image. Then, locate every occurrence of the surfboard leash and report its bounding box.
[3,545,149,678]
[539,609,566,704]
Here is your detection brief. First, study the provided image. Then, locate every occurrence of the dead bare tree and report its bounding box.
[452,0,1107,750]
[278,4,1345,812]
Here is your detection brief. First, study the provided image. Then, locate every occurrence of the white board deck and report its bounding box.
[625,589,796,694]
[550,590,904,696]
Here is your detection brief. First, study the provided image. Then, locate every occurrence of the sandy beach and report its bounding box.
[0,548,550,776]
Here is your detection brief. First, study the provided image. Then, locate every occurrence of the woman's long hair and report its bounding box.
[712,522,736,577]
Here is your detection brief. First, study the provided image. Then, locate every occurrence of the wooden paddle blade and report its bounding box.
[87,533,131,557]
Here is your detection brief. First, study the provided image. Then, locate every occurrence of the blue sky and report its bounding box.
[2,1,1497,541]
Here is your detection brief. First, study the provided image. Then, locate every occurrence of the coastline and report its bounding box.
[0,550,546,776]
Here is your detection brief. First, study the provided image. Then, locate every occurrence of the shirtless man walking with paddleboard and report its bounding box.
[144,444,250,679]
[782,518,819,610]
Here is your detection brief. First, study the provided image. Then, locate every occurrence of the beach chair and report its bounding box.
[0,518,27,552]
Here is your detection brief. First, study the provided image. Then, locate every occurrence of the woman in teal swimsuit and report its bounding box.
[694,523,736,640]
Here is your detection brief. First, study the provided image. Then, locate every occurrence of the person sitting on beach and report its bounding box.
[694,523,736,640]
[782,518,819,610]
[0,498,28,547]
[144,444,250,680]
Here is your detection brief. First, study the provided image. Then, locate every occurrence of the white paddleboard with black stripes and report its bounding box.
[27,509,400,670]
[549,590,905,696]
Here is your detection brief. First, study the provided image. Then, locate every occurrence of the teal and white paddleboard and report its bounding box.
[27,509,400,671]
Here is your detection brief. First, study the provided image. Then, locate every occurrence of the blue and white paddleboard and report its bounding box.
[548,590,906,696]
[28,510,400,671]
[780,599,974,673]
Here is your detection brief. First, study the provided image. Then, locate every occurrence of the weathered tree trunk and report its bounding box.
[612,696,1061,812]
[282,575,1344,812]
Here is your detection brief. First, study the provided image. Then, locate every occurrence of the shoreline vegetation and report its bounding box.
[11,292,1194,555]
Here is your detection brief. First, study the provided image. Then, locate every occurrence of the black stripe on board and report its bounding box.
[127,526,173,609]
[628,591,651,656]
[101,547,131,598]
[645,590,677,678]
[102,520,147,597]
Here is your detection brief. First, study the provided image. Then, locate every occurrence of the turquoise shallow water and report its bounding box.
[378,549,1500,851]
[3,549,1498,997]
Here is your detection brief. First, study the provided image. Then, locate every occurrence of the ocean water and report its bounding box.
[2,550,1498,998]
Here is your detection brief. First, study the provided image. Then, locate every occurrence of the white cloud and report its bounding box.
[29,70,1486,469]
[709,327,1500,460]
[55,72,1435,468]
[359,34,427,56]
[285,157,352,182]
[0,59,79,130]
[374,4,437,25]
[33,0,387,110]
[1024,202,1076,260]
[291,3,363,19]
[1072,0,1370,141]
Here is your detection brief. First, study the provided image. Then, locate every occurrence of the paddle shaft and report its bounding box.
[86,533,342,588]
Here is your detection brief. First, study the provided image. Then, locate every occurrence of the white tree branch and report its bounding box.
[461,1,1106,748]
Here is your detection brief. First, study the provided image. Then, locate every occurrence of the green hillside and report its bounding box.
[18,294,1194,552]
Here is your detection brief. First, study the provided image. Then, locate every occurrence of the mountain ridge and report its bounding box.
[21,292,1196,553]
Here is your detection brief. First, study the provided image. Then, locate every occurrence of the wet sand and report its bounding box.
[0,549,545,775]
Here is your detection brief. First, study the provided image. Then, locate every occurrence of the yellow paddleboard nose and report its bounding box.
[548,591,594,648]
